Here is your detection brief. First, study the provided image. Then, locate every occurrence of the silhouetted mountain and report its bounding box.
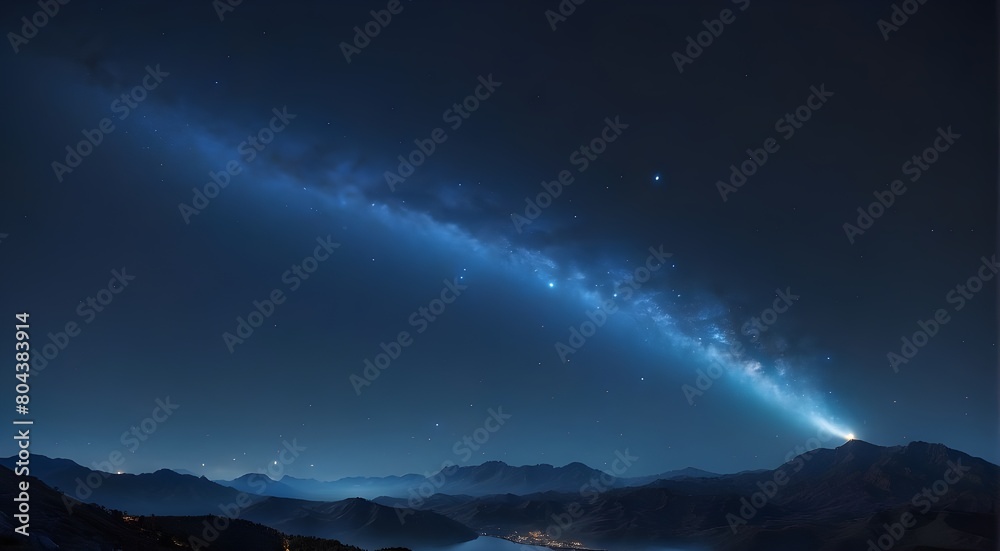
[239,495,476,549]
[428,460,617,496]
[216,472,304,499]
[0,466,378,551]
[0,455,262,516]
[272,473,427,501]
[147,516,376,551]
[625,466,721,486]
[230,460,654,500]
[9,442,996,550]
[1,456,475,549]
[378,440,999,551]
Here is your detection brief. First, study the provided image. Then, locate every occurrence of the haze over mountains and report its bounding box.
[0,466,375,551]
[2,440,997,551]
[214,459,721,502]
[0,455,475,550]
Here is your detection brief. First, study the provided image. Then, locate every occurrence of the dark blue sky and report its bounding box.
[1,0,996,481]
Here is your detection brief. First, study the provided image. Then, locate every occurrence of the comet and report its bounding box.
[808,415,855,443]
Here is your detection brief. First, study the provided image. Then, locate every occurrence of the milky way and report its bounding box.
[177,107,854,446]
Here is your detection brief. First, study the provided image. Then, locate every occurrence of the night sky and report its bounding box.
[1,1,996,482]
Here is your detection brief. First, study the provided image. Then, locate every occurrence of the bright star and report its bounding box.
[548,282,554,288]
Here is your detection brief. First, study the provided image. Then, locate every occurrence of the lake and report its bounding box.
[411,536,691,551]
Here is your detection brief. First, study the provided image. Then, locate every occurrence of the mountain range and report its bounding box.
[0,466,388,551]
[2,440,997,551]
[214,460,722,502]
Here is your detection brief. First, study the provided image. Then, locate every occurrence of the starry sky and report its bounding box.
[1,1,996,481]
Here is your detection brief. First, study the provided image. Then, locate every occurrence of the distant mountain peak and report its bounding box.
[234,472,276,483]
[837,438,878,449]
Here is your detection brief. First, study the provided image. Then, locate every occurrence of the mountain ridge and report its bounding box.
[4,440,997,550]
